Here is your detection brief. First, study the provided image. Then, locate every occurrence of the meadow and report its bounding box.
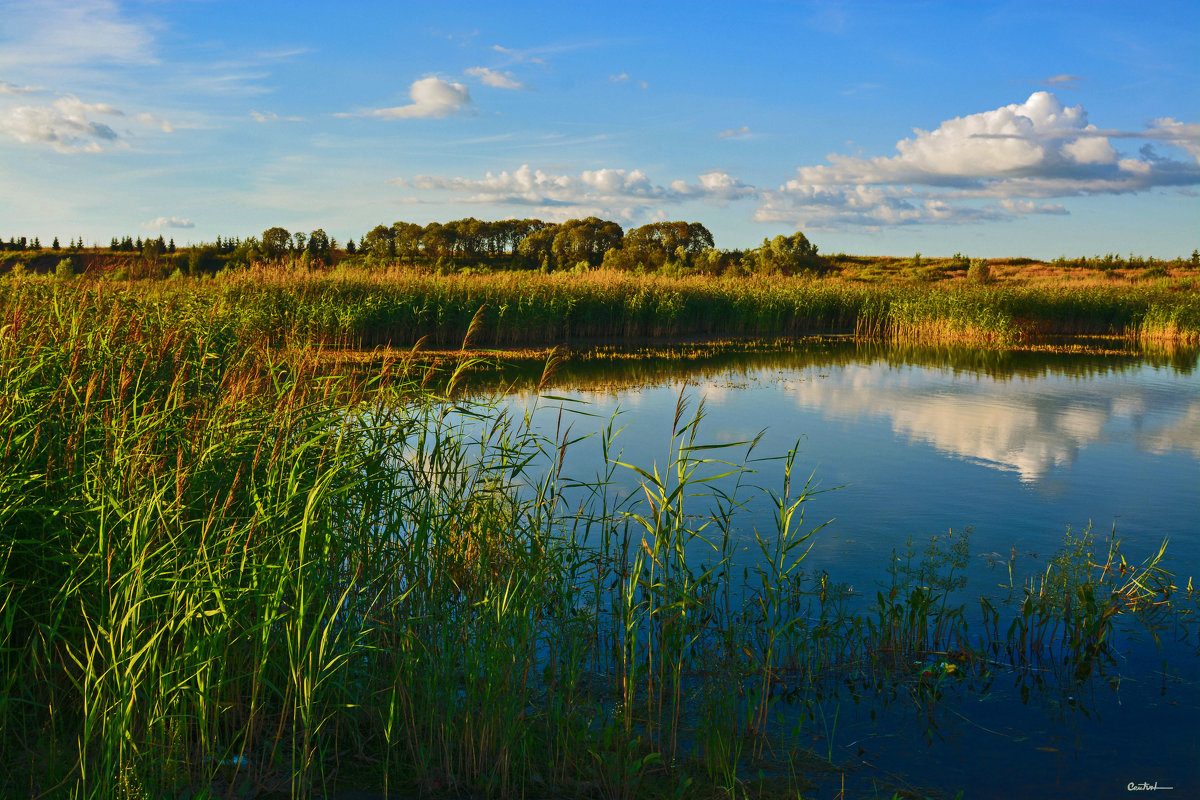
[0,268,1196,798]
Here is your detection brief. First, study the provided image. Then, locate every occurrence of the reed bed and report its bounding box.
[228,265,1200,348]
[0,277,1192,798]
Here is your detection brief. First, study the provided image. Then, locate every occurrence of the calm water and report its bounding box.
[492,342,1200,798]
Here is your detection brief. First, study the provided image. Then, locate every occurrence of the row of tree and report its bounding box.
[334,216,823,275]
[1050,251,1200,271]
[109,235,177,254]
[3,216,828,277]
[1,235,78,252]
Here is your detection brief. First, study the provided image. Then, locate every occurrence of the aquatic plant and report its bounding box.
[0,279,1193,798]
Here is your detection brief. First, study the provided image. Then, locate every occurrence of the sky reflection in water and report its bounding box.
[502,344,1199,600]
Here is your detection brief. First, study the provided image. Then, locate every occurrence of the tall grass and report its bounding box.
[59,264,1198,349]
[0,278,1193,798]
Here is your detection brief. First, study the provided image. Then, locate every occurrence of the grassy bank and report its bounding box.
[1,280,1194,798]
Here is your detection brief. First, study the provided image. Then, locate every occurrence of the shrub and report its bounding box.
[188,245,221,275]
[967,258,993,285]
[55,257,75,280]
[1142,265,1168,280]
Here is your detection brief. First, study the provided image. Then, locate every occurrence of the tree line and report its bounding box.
[242,216,826,277]
[0,217,815,276]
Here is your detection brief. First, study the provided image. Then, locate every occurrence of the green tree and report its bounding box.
[516,224,560,269]
[753,231,822,275]
[143,236,163,266]
[363,224,395,262]
[306,229,332,261]
[621,221,711,271]
[392,222,423,265]
[261,227,292,259]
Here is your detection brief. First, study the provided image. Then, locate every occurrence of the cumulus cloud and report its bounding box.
[465,66,525,89]
[762,92,1200,229]
[0,95,142,152]
[351,77,472,119]
[717,125,752,140]
[392,164,755,220]
[143,216,194,230]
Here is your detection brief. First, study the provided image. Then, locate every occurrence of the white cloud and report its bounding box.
[1039,74,1083,89]
[250,110,303,123]
[143,216,194,230]
[465,66,524,89]
[0,81,42,95]
[610,72,629,82]
[763,92,1200,229]
[354,77,472,119]
[0,94,175,153]
[0,0,158,70]
[1146,117,1200,162]
[0,95,118,152]
[492,44,546,65]
[393,164,756,220]
[136,112,174,133]
[717,125,752,140]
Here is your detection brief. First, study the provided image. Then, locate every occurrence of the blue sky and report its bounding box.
[1,0,1197,257]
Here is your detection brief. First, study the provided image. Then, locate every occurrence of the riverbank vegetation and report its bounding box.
[1,280,1196,798]
[4,261,1199,354]
[4,216,1198,351]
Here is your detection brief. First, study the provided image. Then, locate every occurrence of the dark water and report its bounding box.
[492,342,1200,798]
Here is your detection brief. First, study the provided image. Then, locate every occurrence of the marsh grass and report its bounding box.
[0,278,1194,798]
[20,264,1193,353]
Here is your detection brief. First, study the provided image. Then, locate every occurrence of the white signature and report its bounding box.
[1128,783,1173,792]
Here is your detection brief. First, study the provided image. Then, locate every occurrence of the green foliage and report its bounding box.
[967,258,993,285]
[751,231,823,275]
[261,226,291,259]
[55,256,75,279]
[187,244,221,274]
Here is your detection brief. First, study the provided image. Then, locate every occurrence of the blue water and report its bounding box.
[505,348,1198,593]
[493,343,1200,797]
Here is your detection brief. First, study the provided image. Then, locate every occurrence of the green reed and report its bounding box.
[43,264,1196,350]
[1,276,1193,798]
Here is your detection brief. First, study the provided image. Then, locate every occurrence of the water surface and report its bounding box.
[493,342,1199,798]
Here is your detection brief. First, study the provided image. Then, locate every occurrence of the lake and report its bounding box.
[490,340,1199,798]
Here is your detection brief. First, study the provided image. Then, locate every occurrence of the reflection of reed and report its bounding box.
[445,338,1199,395]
